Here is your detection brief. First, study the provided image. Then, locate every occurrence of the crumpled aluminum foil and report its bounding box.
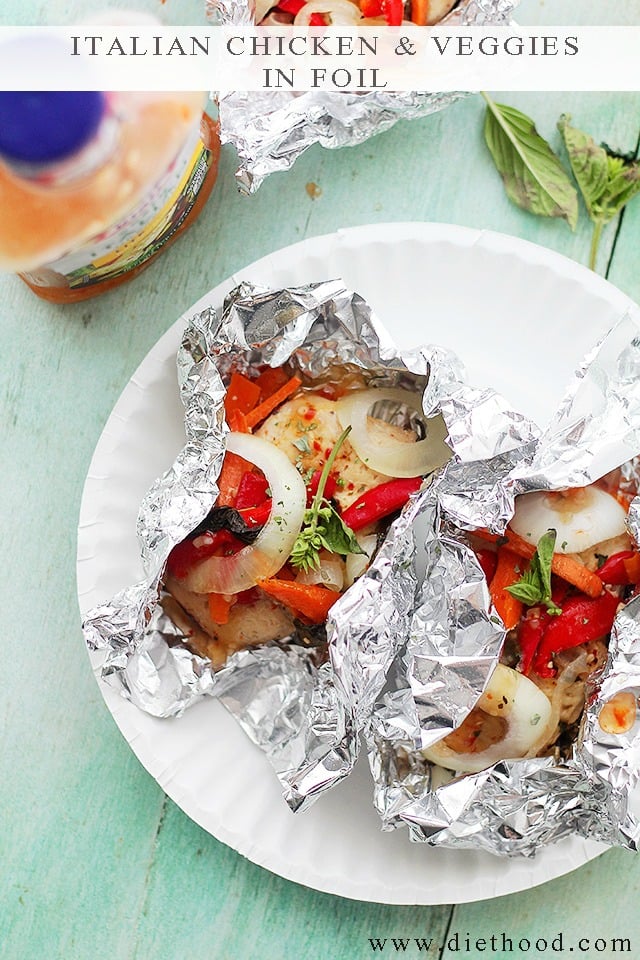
[363,311,640,855]
[84,279,464,812]
[83,280,640,856]
[205,0,519,192]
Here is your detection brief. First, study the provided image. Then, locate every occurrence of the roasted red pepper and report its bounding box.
[167,529,243,579]
[360,0,383,13]
[383,0,404,24]
[598,550,640,586]
[341,476,422,531]
[275,0,306,13]
[235,471,270,509]
[531,590,619,678]
[475,548,497,584]
[309,12,327,24]
[307,468,337,506]
[238,501,272,527]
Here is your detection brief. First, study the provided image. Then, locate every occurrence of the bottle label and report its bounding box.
[23,123,213,290]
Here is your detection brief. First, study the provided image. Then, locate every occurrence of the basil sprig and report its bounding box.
[506,528,562,616]
[482,94,640,273]
[289,426,363,573]
[558,114,640,270]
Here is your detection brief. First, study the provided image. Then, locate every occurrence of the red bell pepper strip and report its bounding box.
[341,476,422,531]
[217,452,250,506]
[475,548,497,585]
[167,529,243,579]
[309,12,327,23]
[598,551,640,586]
[518,608,549,676]
[224,372,260,419]
[531,590,619,678]
[238,500,272,527]
[383,0,403,24]
[306,468,337,507]
[275,0,306,13]
[235,471,270,509]
[360,0,383,13]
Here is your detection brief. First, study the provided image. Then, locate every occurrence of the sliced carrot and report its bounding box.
[208,593,233,625]
[411,0,430,24]
[224,371,261,418]
[228,409,250,433]
[257,578,340,623]
[217,451,250,506]
[489,547,524,630]
[255,366,290,401]
[244,376,302,429]
[474,527,604,599]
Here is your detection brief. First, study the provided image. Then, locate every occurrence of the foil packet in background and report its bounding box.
[204,0,519,192]
[363,311,640,856]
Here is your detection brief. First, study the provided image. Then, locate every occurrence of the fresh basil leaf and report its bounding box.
[321,508,365,558]
[506,579,544,606]
[559,115,640,225]
[557,114,609,220]
[534,528,557,601]
[483,96,578,229]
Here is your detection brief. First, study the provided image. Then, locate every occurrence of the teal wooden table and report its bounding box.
[4,1,640,958]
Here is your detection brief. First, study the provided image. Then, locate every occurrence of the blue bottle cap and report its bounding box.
[0,91,106,166]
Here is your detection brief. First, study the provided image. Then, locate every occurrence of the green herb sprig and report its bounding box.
[289,426,364,573]
[506,528,562,616]
[482,94,640,272]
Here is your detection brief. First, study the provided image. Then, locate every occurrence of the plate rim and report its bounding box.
[77,221,632,904]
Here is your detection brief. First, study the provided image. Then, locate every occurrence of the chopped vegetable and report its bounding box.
[182,432,307,595]
[531,590,619,677]
[341,476,422,531]
[228,410,249,433]
[383,0,403,24]
[598,550,640,586]
[245,375,302,429]
[475,527,604,599]
[489,547,524,630]
[257,578,340,622]
[517,608,549,676]
[224,372,261,418]
[235,471,270,509]
[336,387,451,479]
[506,529,562,616]
[208,593,233,625]
[475,548,498,585]
[411,0,429,24]
[217,451,250,506]
[254,366,290,400]
[167,529,242,579]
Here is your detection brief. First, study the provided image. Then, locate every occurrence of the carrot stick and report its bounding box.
[474,527,604,599]
[224,371,261,417]
[244,376,302,429]
[411,0,430,24]
[257,578,340,623]
[489,547,524,630]
[208,593,233,625]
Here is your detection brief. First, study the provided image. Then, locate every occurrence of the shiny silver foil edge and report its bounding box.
[83,278,470,812]
[205,0,519,192]
[363,310,640,856]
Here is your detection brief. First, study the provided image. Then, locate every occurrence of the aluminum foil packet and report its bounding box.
[363,310,640,856]
[205,0,519,192]
[83,279,468,812]
[83,279,640,856]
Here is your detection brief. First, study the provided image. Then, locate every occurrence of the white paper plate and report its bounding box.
[77,222,635,905]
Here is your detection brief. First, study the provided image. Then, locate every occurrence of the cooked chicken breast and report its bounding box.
[256,393,415,509]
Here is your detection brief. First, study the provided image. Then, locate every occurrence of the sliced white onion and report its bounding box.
[182,432,307,595]
[345,533,377,587]
[336,388,451,479]
[510,486,628,554]
[294,0,362,24]
[296,556,345,591]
